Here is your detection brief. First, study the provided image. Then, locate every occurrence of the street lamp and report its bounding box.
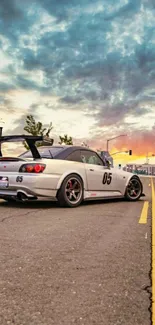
[106,134,127,152]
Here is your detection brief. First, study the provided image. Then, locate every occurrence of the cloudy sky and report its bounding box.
[0,0,155,163]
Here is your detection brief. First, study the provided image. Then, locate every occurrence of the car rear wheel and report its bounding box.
[125,177,142,201]
[57,174,84,207]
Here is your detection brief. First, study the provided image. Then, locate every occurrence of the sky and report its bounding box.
[0,0,155,164]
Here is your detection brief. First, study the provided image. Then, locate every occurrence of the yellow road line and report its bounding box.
[152,178,155,324]
[139,201,149,224]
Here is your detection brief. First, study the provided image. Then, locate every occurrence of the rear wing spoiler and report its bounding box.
[0,135,54,159]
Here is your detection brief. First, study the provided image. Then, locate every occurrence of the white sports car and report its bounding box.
[0,135,145,208]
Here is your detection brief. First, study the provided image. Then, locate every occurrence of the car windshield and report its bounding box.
[19,146,64,158]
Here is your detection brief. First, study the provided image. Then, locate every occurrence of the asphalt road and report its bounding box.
[0,177,152,325]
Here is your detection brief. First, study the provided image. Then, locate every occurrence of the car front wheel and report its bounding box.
[57,174,84,208]
[125,177,142,201]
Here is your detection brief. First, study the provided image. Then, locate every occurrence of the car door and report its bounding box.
[80,149,118,194]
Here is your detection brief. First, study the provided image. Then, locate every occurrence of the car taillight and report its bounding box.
[19,163,46,173]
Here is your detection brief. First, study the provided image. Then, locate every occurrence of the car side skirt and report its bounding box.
[84,190,123,200]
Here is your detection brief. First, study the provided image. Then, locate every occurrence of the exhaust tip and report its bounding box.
[17,192,28,202]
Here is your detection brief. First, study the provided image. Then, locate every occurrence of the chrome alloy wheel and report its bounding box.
[65,177,83,204]
[126,178,142,199]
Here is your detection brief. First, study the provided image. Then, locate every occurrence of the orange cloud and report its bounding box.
[114,128,155,155]
[88,125,155,164]
[107,127,155,164]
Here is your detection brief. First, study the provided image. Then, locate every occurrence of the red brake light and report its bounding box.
[19,163,46,173]
[34,164,45,173]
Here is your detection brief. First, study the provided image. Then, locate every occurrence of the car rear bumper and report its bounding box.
[0,172,59,201]
[0,189,58,202]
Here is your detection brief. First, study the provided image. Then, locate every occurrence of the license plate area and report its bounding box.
[0,176,9,188]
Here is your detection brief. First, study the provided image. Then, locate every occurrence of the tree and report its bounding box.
[59,134,73,145]
[81,142,89,148]
[23,115,53,149]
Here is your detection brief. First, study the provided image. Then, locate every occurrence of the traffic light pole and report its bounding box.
[110,150,132,156]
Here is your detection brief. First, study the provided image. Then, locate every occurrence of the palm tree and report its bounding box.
[59,134,73,145]
[23,115,53,149]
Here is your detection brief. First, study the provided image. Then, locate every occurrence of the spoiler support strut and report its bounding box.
[0,135,54,159]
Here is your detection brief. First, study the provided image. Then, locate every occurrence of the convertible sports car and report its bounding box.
[0,135,145,207]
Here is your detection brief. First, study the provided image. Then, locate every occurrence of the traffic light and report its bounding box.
[129,150,132,155]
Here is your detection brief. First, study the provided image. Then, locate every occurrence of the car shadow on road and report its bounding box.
[0,197,144,210]
[0,200,57,209]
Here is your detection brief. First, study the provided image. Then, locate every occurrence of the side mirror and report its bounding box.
[105,159,111,168]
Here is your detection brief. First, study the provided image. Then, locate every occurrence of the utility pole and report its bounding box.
[146,152,149,164]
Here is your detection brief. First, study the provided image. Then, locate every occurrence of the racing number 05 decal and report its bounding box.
[102,172,112,185]
[16,176,23,183]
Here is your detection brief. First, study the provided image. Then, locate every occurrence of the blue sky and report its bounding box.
[0,0,155,160]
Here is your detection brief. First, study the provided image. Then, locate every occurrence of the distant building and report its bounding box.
[123,163,155,175]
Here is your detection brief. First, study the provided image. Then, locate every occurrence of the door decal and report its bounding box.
[102,172,112,185]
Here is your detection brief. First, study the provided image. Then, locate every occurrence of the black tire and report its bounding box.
[57,174,84,208]
[125,176,142,201]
